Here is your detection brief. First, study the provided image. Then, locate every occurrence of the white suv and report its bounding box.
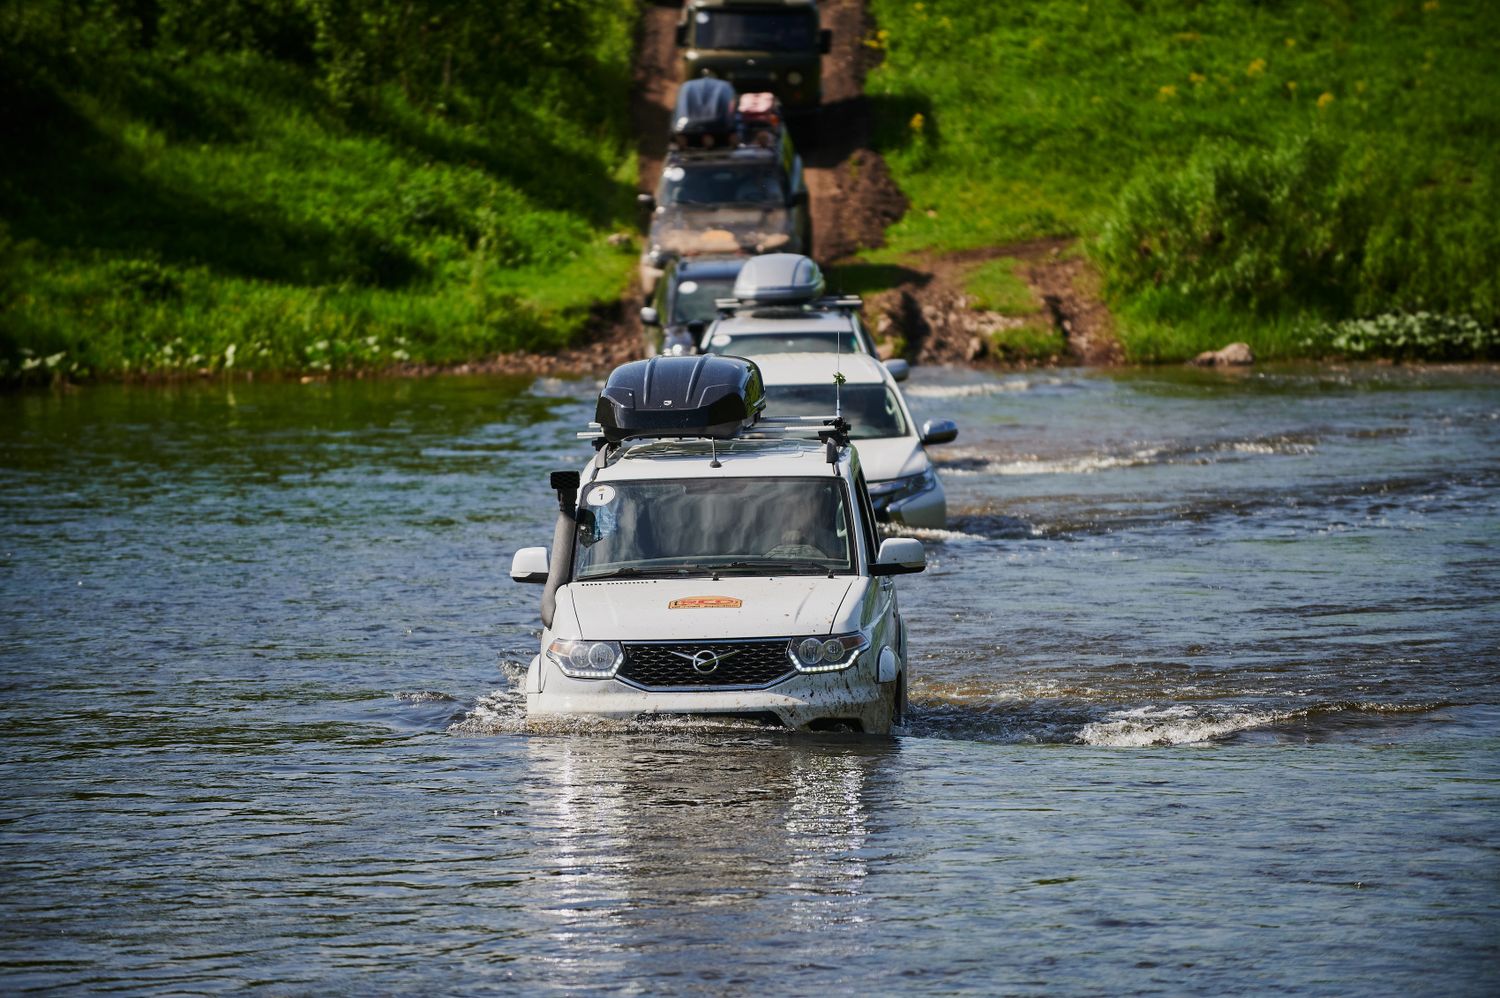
[756,352,955,529]
[699,253,913,382]
[509,354,926,734]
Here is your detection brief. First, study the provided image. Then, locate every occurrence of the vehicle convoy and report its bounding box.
[693,253,910,380]
[676,0,831,110]
[639,79,809,293]
[509,354,927,734]
[639,255,747,356]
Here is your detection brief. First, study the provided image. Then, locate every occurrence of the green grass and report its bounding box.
[0,2,640,382]
[865,0,1500,360]
[964,258,1037,316]
[989,321,1066,363]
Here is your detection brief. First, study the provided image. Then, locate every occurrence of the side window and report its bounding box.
[852,471,879,565]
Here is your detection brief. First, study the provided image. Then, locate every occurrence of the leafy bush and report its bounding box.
[1094,133,1499,345]
[1303,312,1498,361]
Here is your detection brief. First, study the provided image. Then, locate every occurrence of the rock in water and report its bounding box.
[1191,342,1254,366]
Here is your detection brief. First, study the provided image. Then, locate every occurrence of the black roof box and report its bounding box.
[671,79,738,147]
[596,355,765,443]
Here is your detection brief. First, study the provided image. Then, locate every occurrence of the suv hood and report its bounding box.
[652,205,793,257]
[852,436,930,483]
[559,576,855,640]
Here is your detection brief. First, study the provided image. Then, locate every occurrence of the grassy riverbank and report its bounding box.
[0,1,638,383]
[864,0,1500,361]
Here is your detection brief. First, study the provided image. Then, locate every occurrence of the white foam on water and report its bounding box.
[1077,704,1283,747]
[882,523,991,544]
[449,686,528,734]
[952,448,1164,477]
[391,690,458,703]
[903,379,1058,400]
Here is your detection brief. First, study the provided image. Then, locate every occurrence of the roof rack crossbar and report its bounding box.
[577,415,850,452]
[714,293,864,316]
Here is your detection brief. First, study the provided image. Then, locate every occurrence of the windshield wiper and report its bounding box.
[711,560,840,579]
[577,567,694,581]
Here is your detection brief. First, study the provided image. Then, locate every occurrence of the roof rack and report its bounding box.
[715,293,864,317]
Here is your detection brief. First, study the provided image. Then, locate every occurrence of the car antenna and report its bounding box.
[830,333,846,469]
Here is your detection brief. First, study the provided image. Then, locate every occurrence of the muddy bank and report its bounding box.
[865,240,1121,368]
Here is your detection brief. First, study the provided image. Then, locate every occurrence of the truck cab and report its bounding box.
[676,0,832,110]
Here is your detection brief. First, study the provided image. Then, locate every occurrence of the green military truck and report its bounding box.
[676,0,832,111]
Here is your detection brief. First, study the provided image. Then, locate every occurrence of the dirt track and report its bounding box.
[495,0,1116,376]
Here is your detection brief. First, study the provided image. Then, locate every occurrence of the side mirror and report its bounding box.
[511,546,550,584]
[640,306,661,326]
[820,29,833,55]
[871,537,925,576]
[884,358,910,382]
[920,418,958,446]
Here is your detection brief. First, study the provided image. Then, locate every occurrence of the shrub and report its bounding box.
[1095,133,1500,336]
[1303,312,1499,361]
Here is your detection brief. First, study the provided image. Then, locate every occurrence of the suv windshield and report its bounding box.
[764,384,909,440]
[574,477,853,580]
[673,278,737,324]
[694,10,818,51]
[661,162,784,205]
[706,330,861,357]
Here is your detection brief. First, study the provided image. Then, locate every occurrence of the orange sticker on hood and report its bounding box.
[668,596,744,609]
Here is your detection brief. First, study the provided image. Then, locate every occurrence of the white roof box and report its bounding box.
[731,254,824,306]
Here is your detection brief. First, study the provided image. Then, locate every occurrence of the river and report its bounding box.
[2,363,1497,993]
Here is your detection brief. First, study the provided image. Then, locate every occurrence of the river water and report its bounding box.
[2,364,1497,993]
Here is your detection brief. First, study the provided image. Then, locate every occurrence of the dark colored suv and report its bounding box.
[639,256,748,356]
[638,85,811,293]
[676,0,832,110]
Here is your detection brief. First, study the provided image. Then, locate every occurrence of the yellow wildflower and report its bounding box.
[1188,72,1206,85]
[1317,91,1335,109]
[1247,58,1267,77]
[1285,37,1296,48]
[1423,1,1439,11]
[1286,80,1298,92]
[1158,84,1177,99]
[910,112,925,132]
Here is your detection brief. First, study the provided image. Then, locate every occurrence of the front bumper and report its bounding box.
[525,654,895,734]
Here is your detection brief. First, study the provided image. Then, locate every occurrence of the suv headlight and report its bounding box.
[788,633,868,673]
[867,469,937,506]
[547,639,623,679]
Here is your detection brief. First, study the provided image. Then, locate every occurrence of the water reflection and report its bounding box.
[519,734,888,985]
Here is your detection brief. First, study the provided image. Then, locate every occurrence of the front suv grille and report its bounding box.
[618,640,795,690]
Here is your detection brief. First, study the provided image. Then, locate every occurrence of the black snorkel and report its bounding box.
[540,470,580,629]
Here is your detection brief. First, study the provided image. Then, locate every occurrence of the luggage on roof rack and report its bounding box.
[736,91,782,147]
[671,79,738,149]
[594,355,766,444]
